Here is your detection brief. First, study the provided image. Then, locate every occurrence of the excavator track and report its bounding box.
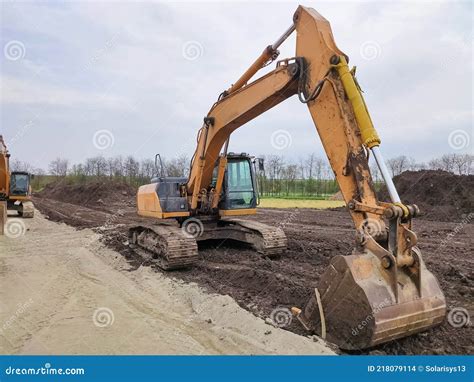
[19,201,34,218]
[216,218,287,258]
[128,225,199,270]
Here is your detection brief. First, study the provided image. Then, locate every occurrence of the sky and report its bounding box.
[0,0,472,171]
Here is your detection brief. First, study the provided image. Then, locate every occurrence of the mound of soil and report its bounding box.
[36,179,137,208]
[379,170,474,222]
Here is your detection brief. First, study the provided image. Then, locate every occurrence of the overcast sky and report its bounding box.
[1,0,472,170]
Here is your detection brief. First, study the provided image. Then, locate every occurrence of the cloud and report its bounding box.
[0,0,472,169]
[0,75,129,109]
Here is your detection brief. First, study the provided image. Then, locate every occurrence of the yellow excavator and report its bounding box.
[0,135,34,234]
[129,6,446,349]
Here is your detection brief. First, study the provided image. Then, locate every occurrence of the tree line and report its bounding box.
[9,153,473,197]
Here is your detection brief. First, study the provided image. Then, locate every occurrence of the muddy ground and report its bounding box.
[33,179,473,355]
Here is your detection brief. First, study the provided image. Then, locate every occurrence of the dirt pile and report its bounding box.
[379,170,474,222]
[37,180,137,208]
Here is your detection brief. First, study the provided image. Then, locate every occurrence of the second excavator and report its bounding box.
[0,135,34,234]
[129,6,446,350]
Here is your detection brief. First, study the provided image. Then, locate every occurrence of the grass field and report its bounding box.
[258,198,345,209]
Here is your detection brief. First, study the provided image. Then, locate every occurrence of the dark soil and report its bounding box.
[36,179,136,208]
[378,170,474,222]
[33,179,474,355]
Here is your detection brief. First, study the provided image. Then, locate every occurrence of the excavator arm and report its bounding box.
[188,7,384,228]
[184,6,446,349]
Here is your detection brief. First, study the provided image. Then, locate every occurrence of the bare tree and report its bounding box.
[140,158,155,179]
[107,156,123,177]
[427,158,442,171]
[298,157,306,180]
[84,156,107,177]
[387,155,415,177]
[9,159,34,173]
[267,155,283,180]
[370,162,381,183]
[452,154,473,175]
[440,154,456,173]
[283,163,298,195]
[165,155,189,177]
[49,158,69,176]
[124,156,140,180]
[71,163,85,177]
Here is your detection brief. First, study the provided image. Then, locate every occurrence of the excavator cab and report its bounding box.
[219,153,258,211]
[9,172,30,197]
[7,171,34,218]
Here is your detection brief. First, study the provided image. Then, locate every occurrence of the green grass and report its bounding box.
[260,194,334,200]
[258,198,345,209]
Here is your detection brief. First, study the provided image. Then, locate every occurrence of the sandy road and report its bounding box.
[0,211,333,355]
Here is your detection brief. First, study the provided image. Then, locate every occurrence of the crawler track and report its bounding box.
[223,218,287,257]
[129,225,199,270]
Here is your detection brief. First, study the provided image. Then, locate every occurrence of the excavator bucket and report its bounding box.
[297,247,446,350]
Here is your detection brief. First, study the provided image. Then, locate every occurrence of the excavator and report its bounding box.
[0,135,34,234]
[129,6,446,350]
